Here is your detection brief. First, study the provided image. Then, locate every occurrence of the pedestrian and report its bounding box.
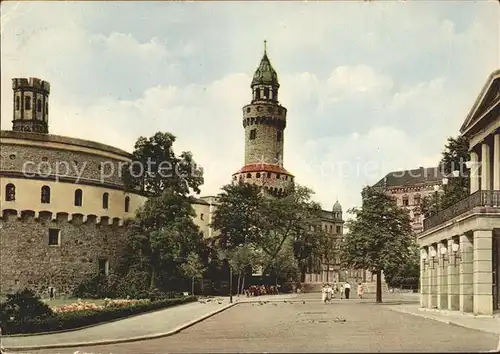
[344,282,351,299]
[325,283,333,303]
[321,284,327,303]
[339,284,344,299]
[357,282,364,299]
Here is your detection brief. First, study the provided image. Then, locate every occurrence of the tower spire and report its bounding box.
[264,39,267,55]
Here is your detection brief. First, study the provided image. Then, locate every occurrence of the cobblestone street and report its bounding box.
[22,294,499,353]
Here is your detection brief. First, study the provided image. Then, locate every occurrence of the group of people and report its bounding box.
[321,282,364,303]
[244,284,279,297]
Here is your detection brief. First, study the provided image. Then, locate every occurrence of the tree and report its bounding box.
[262,238,300,285]
[180,252,206,295]
[439,135,470,209]
[227,244,260,295]
[211,182,263,248]
[122,132,204,197]
[384,244,420,290]
[124,188,204,290]
[339,186,415,303]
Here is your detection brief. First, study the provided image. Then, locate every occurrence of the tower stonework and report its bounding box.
[12,77,50,134]
[232,42,294,195]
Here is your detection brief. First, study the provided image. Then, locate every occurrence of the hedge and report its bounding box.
[2,296,197,335]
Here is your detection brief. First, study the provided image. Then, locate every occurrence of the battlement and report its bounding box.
[12,77,50,94]
[0,209,126,227]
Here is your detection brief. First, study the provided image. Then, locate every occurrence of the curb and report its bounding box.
[388,307,500,336]
[2,302,239,352]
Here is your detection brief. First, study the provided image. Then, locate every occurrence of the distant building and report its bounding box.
[373,167,446,234]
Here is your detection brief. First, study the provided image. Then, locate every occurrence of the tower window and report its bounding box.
[267,172,271,178]
[256,172,261,178]
[336,226,341,234]
[246,107,251,113]
[41,185,51,204]
[15,96,20,110]
[48,229,60,246]
[45,102,48,115]
[5,183,15,201]
[246,173,252,178]
[264,87,269,99]
[98,258,109,276]
[102,192,109,209]
[200,213,204,220]
[37,99,42,113]
[74,189,83,207]
[255,89,261,100]
[250,129,256,140]
[125,196,130,212]
[277,131,282,142]
[25,96,31,110]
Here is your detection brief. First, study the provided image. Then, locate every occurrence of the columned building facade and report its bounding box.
[418,69,500,315]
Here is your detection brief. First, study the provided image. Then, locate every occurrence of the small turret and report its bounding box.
[251,40,280,103]
[12,77,50,134]
[333,200,342,219]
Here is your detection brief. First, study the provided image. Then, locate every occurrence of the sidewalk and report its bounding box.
[1,293,298,351]
[388,303,500,335]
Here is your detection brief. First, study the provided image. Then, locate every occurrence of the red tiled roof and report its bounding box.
[233,163,293,176]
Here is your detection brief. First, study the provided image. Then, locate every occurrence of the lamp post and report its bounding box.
[433,185,440,214]
[439,246,447,268]
[429,248,437,269]
[450,242,461,266]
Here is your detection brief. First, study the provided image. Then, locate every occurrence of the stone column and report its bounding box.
[420,247,428,308]
[447,238,460,310]
[494,134,500,190]
[437,242,448,309]
[470,151,480,194]
[482,142,491,191]
[473,230,493,315]
[429,244,438,308]
[459,234,474,313]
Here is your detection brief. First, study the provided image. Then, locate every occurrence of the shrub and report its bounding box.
[0,288,54,332]
[2,296,197,335]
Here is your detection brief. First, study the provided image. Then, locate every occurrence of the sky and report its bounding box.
[1,1,499,214]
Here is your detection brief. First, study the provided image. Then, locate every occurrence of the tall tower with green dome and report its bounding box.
[232,41,294,196]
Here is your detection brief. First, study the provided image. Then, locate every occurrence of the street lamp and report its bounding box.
[433,185,440,214]
[439,246,447,268]
[450,242,461,266]
[429,248,437,269]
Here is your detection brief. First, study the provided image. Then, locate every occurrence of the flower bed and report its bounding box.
[2,296,197,335]
[51,298,150,313]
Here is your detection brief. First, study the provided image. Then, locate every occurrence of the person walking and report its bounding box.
[321,284,327,304]
[357,282,364,299]
[339,284,344,299]
[325,283,333,303]
[344,282,351,299]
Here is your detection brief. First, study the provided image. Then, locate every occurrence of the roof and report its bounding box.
[251,41,279,88]
[460,69,500,135]
[372,167,445,189]
[233,163,293,176]
[332,201,342,211]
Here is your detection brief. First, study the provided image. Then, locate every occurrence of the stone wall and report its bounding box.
[1,144,127,186]
[0,209,127,297]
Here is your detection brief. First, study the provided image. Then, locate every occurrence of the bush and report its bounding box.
[73,274,116,299]
[2,296,197,335]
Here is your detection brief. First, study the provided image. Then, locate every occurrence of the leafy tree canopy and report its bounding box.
[122,132,204,197]
[340,186,415,274]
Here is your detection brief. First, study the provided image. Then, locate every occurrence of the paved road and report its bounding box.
[22,293,498,353]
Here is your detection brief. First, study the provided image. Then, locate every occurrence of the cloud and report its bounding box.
[1,0,498,215]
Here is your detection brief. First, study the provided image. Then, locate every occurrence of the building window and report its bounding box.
[267,172,271,178]
[277,130,282,142]
[263,87,269,99]
[125,196,130,212]
[37,99,42,113]
[402,197,409,206]
[74,189,83,207]
[98,259,109,276]
[48,229,60,246]
[336,226,341,234]
[15,96,20,110]
[5,184,15,201]
[25,96,31,110]
[102,192,109,209]
[246,173,252,178]
[41,185,51,204]
[250,129,256,140]
[200,213,204,220]
[414,195,421,205]
[255,89,261,100]
[256,172,261,178]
